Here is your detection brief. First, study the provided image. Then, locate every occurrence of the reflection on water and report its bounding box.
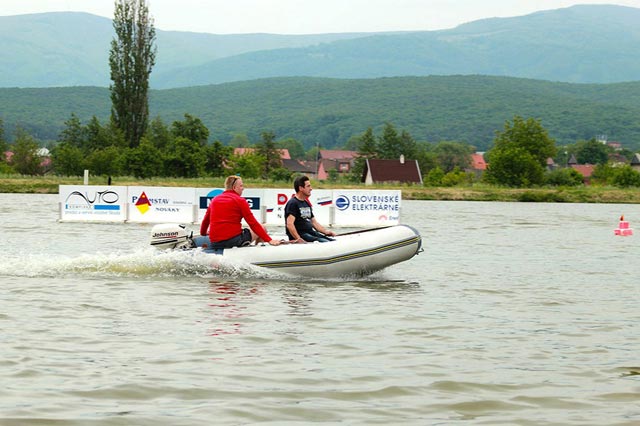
[205,281,250,336]
[1,194,640,425]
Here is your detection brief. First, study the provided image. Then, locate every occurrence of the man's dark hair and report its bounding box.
[293,175,309,192]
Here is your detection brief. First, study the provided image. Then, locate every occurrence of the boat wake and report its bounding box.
[0,248,292,280]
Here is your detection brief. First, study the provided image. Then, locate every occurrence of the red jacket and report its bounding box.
[200,190,271,243]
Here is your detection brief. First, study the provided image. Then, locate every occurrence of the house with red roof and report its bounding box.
[316,150,358,180]
[233,147,291,159]
[466,152,487,177]
[567,153,595,184]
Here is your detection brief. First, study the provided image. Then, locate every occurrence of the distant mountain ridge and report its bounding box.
[0,12,374,88]
[1,4,640,88]
[156,5,640,87]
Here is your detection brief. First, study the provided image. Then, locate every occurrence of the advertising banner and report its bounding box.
[195,187,224,223]
[308,189,334,228]
[195,187,264,225]
[262,189,293,226]
[127,186,196,223]
[332,190,401,226]
[58,186,403,227]
[262,189,333,227]
[59,185,128,222]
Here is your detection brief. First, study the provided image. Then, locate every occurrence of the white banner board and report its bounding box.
[59,185,128,222]
[332,190,401,226]
[262,188,292,226]
[127,186,195,223]
[58,185,402,227]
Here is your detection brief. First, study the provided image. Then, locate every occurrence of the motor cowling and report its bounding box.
[150,223,194,250]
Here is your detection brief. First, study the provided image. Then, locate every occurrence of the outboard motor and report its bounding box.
[150,223,195,250]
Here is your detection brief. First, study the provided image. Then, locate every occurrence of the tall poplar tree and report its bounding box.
[109,0,156,148]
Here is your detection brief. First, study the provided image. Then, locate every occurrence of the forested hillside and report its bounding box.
[2,76,640,152]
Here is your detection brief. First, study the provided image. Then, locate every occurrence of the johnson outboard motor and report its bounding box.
[150,224,196,250]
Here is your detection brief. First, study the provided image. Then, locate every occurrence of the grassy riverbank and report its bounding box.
[1,175,639,203]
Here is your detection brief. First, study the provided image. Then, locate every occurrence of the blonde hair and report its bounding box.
[224,175,241,190]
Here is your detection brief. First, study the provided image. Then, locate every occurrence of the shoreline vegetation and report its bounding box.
[1,175,639,204]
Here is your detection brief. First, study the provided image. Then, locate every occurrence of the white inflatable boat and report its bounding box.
[150,224,422,278]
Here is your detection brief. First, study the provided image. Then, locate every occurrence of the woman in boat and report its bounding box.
[200,175,281,249]
[285,175,336,243]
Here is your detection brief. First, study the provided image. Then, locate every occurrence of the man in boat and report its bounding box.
[200,175,281,249]
[285,175,336,243]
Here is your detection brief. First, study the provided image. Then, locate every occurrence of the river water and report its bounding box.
[1,193,639,425]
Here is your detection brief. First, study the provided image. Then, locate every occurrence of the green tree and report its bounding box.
[204,140,233,177]
[86,116,118,152]
[327,169,340,182]
[229,133,250,147]
[351,127,377,181]
[109,0,156,148]
[492,116,557,167]
[268,167,294,182]
[305,144,321,162]
[378,122,401,159]
[171,113,209,147]
[357,127,378,157]
[554,146,571,167]
[485,146,544,187]
[485,116,556,187]
[611,165,640,187]
[425,166,445,186]
[414,142,438,177]
[59,113,86,149]
[226,152,262,178]
[164,136,205,178]
[575,138,610,165]
[256,131,281,179]
[398,129,418,159]
[86,146,124,176]
[545,168,583,186]
[441,167,472,187]
[343,134,361,151]
[591,163,615,185]
[11,128,43,175]
[433,141,473,173]
[51,143,85,176]
[148,116,172,150]
[122,138,163,178]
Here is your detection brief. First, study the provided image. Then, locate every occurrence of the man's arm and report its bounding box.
[311,217,335,236]
[286,214,305,243]
[199,205,211,236]
[238,198,272,242]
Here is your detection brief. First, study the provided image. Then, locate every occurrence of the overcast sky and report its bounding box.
[2,0,639,34]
